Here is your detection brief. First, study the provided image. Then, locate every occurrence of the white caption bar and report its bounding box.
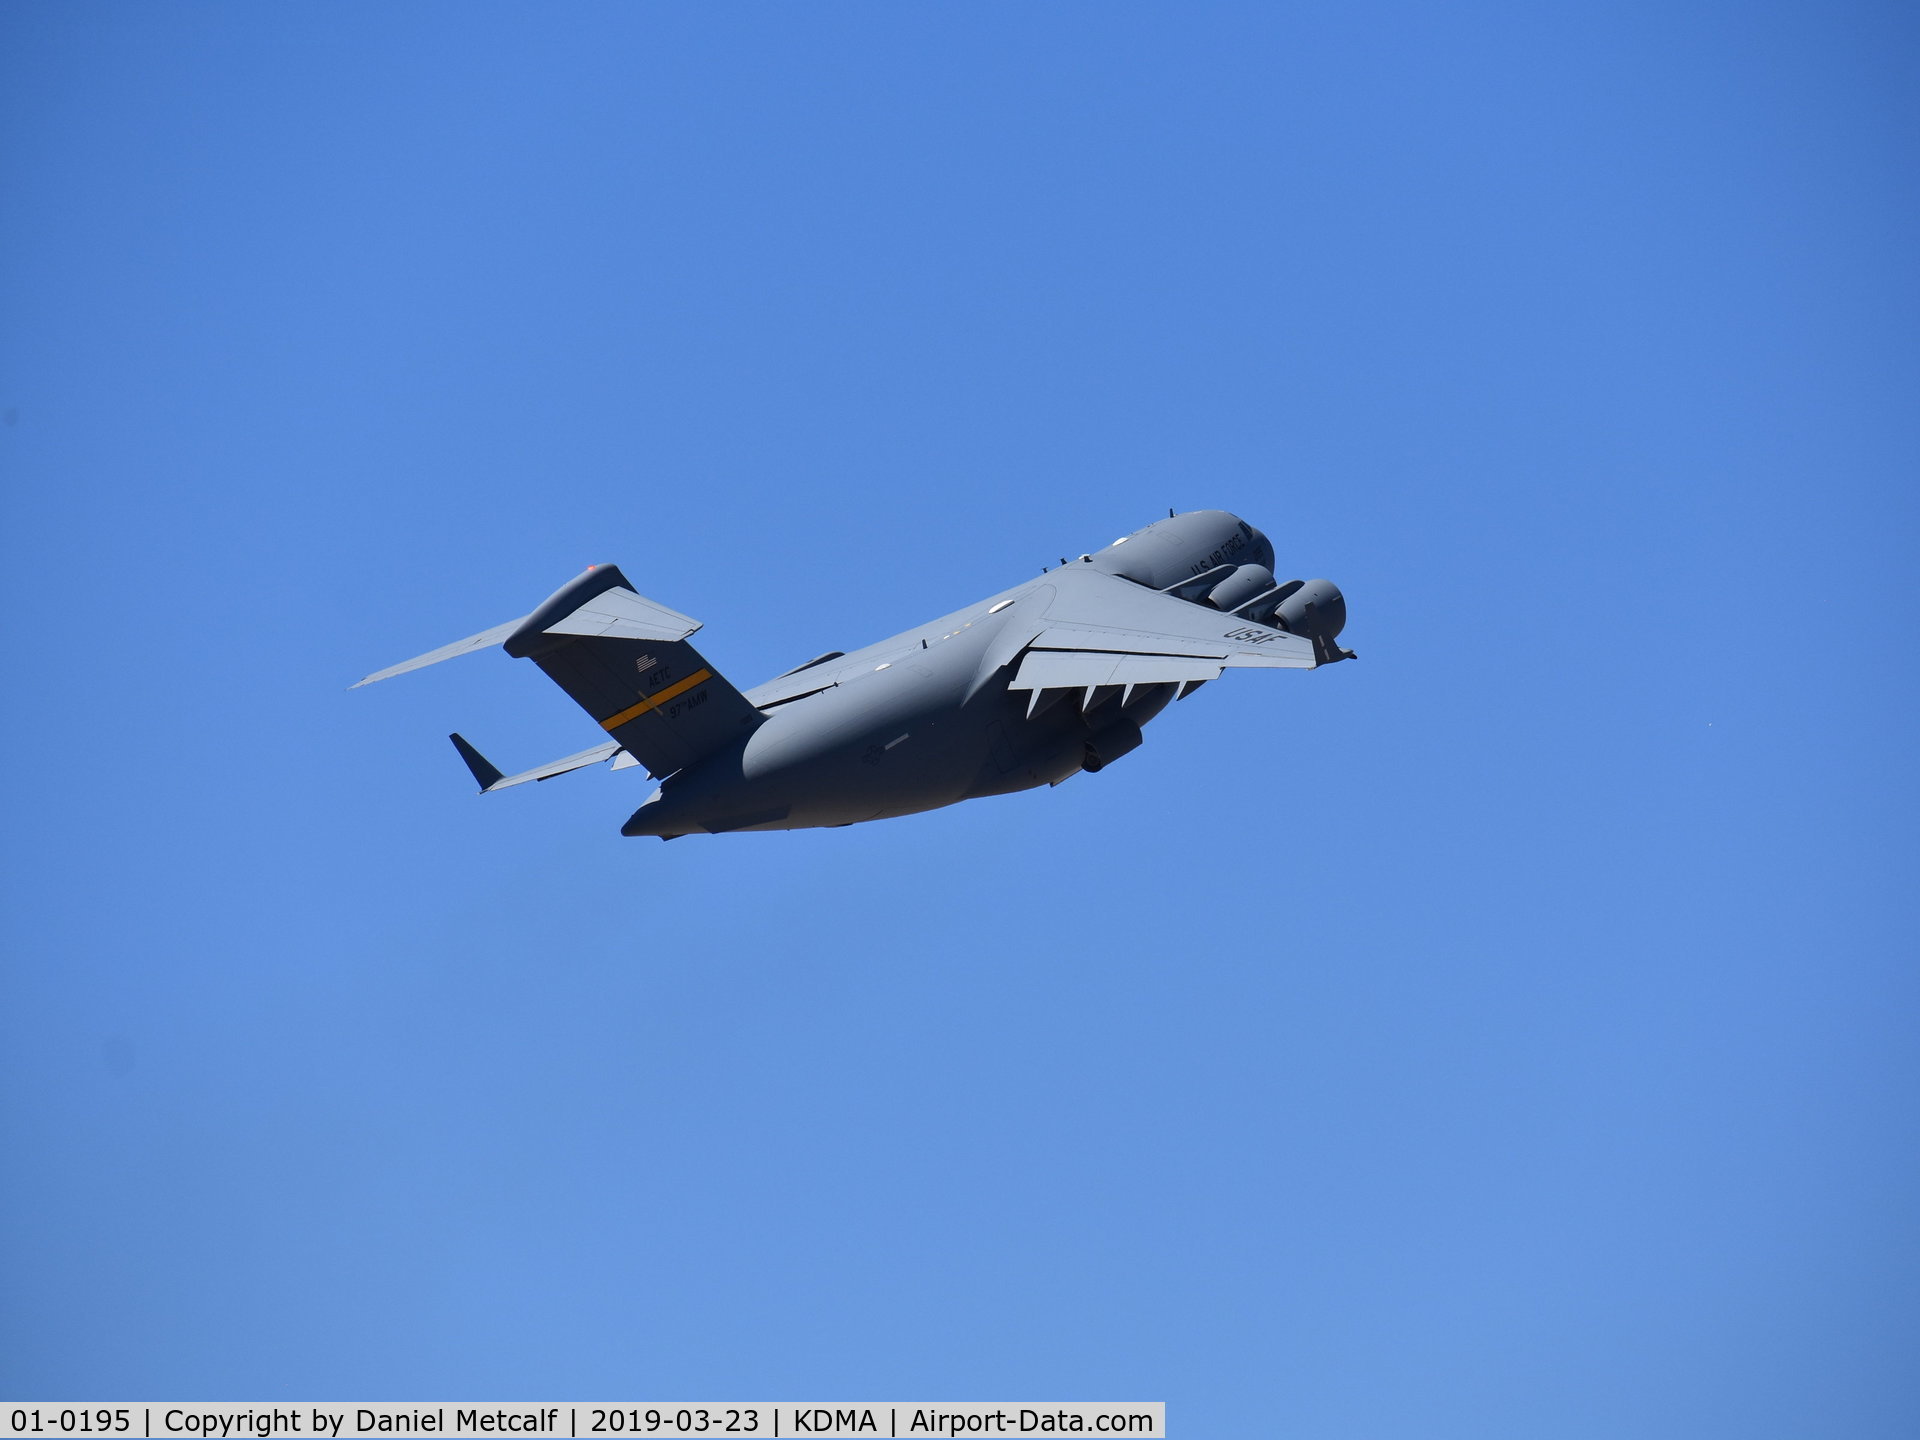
[0,1407,1165,1440]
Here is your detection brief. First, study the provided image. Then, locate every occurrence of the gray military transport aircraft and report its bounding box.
[354,509,1353,839]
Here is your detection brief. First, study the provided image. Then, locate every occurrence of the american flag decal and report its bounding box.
[634,655,658,675]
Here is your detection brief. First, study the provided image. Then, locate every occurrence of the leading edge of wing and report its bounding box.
[1025,621,1315,668]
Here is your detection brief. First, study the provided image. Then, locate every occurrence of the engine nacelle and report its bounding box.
[1272,578,1346,643]
[1206,563,1276,614]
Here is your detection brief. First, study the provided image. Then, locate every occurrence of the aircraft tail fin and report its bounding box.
[502,565,764,779]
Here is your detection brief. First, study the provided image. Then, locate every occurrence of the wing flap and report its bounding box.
[1009,650,1226,692]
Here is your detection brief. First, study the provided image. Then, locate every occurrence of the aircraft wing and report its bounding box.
[1005,568,1317,692]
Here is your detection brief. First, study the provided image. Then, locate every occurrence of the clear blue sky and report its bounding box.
[2,3,1914,1433]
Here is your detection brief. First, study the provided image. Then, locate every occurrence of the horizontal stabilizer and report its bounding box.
[539,585,701,643]
[352,616,526,688]
[449,733,622,794]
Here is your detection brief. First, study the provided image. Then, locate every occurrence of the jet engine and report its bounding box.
[1206,563,1276,614]
[1270,578,1353,662]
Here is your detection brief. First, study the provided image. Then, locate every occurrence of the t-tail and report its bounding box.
[352,565,763,783]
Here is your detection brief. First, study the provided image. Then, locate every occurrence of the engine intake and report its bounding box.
[1272,579,1346,641]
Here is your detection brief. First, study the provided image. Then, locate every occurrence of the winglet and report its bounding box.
[449,733,505,792]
